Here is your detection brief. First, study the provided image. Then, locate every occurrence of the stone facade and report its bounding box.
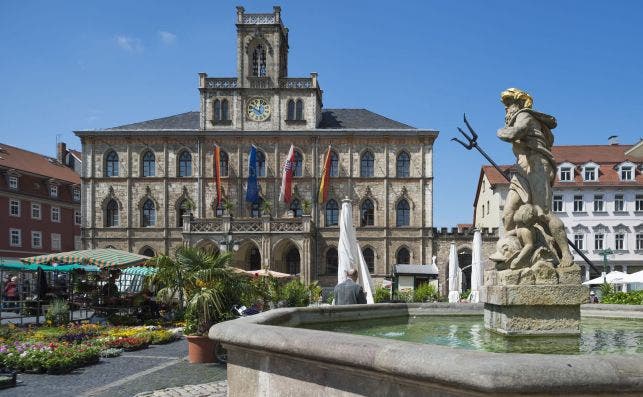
[76,7,438,287]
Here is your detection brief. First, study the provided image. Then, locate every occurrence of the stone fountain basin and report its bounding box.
[209,303,643,396]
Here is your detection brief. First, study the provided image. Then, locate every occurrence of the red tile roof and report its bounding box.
[69,149,82,161]
[480,145,641,188]
[0,143,80,184]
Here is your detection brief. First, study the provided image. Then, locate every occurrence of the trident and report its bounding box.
[452,114,600,274]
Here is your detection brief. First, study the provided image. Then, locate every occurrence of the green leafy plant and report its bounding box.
[459,289,471,301]
[374,286,391,303]
[600,289,643,305]
[414,283,439,302]
[600,282,614,297]
[302,199,312,215]
[325,292,334,305]
[46,299,70,326]
[393,290,413,303]
[222,199,234,215]
[281,279,310,307]
[261,200,272,216]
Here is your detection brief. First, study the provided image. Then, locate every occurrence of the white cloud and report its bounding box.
[115,35,144,52]
[158,30,177,45]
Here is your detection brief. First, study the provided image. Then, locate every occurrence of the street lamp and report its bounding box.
[598,248,614,283]
[219,230,240,253]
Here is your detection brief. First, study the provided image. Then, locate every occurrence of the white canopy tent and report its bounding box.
[469,229,484,303]
[448,242,460,303]
[582,271,627,285]
[620,270,643,284]
[338,199,374,304]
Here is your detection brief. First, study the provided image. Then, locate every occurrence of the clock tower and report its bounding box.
[199,6,323,131]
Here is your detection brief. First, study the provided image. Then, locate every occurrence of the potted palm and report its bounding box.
[148,246,251,363]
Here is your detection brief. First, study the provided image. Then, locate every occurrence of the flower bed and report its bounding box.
[105,337,149,351]
[0,342,100,374]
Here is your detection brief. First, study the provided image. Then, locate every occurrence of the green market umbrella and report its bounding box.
[21,249,150,269]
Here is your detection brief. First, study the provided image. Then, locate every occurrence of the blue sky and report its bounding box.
[1,1,642,227]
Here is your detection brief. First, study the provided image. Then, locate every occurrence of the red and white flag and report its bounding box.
[279,144,295,203]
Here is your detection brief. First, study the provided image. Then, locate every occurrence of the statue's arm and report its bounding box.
[497,112,532,142]
[510,228,535,269]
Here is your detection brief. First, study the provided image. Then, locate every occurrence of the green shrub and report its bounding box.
[325,292,334,305]
[601,290,643,305]
[460,289,471,301]
[414,283,439,302]
[46,299,69,326]
[374,286,391,303]
[394,290,413,303]
[281,280,310,307]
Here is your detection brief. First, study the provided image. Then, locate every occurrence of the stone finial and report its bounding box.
[273,6,281,22]
[198,72,207,88]
[236,6,245,23]
[310,72,318,88]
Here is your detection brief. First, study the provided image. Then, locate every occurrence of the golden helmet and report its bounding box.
[500,88,533,109]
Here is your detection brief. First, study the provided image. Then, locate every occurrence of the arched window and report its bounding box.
[252,44,267,77]
[221,99,229,121]
[325,199,339,226]
[178,200,191,227]
[396,247,410,264]
[360,199,374,226]
[363,247,375,273]
[251,197,263,218]
[326,247,338,275]
[106,200,119,227]
[361,151,374,177]
[286,247,300,275]
[396,199,410,226]
[249,247,261,271]
[142,151,155,177]
[396,151,410,178]
[105,151,119,177]
[178,151,192,177]
[293,151,303,177]
[142,199,156,227]
[213,100,221,121]
[330,151,339,177]
[256,150,266,177]
[287,100,295,120]
[295,99,303,120]
[290,199,302,217]
[220,151,229,177]
[142,248,155,257]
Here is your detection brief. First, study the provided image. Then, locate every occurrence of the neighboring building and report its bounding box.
[473,143,643,280]
[75,7,438,286]
[0,143,82,260]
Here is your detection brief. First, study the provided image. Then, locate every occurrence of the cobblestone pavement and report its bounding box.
[1,338,227,397]
[134,380,227,397]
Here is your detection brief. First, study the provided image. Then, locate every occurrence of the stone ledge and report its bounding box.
[483,285,588,306]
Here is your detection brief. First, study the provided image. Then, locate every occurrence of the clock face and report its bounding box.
[246,97,271,121]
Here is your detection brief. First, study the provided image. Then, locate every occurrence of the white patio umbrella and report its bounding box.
[338,199,374,303]
[469,229,483,303]
[448,242,460,303]
[582,271,627,285]
[620,270,643,284]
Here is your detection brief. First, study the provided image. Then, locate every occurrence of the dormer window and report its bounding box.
[73,187,81,202]
[252,44,267,77]
[8,176,18,190]
[584,166,596,181]
[50,185,58,198]
[560,166,572,181]
[620,165,633,181]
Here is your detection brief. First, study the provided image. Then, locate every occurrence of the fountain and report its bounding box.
[210,89,643,396]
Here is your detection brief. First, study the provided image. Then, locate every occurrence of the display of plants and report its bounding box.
[106,336,149,351]
[415,283,440,302]
[0,341,100,374]
[45,299,70,326]
[99,348,123,358]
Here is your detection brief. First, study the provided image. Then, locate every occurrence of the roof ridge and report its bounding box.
[0,142,57,160]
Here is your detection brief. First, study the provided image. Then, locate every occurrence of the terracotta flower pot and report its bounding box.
[186,335,216,363]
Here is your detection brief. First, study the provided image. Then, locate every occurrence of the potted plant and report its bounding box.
[148,246,251,363]
[261,199,272,217]
[222,199,234,216]
[302,199,312,215]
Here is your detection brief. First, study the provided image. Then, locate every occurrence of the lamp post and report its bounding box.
[598,248,613,284]
[219,230,240,253]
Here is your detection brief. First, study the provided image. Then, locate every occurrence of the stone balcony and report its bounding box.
[182,214,311,235]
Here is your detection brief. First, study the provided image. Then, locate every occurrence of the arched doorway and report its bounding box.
[248,246,261,270]
[285,247,300,275]
[458,248,472,292]
[195,239,220,255]
[236,241,261,270]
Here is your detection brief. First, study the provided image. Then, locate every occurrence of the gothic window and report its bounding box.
[286,247,300,275]
[396,199,410,226]
[287,100,295,120]
[363,247,375,273]
[256,150,266,177]
[213,100,221,121]
[396,247,410,264]
[221,99,229,121]
[293,151,303,177]
[142,248,155,257]
[105,151,119,177]
[361,151,374,177]
[220,151,229,177]
[330,151,339,177]
[396,151,410,178]
[325,199,339,226]
[106,200,119,227]
[178,151,192,177]
[251,197,263,218]
[290,199,302,218]
[295,99,304,120]
[142,151,155,177]
[326,247,338,275]
[360,199,374,226]
[142,199,156,227]
[252,44,267,77]
[178,200,191,227]
[249,247,261,270]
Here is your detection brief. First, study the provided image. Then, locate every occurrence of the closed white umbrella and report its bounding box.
[338,198,374,303]
[448,242,460,303]
[469,229,483,303]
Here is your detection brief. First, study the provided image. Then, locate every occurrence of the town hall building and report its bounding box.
[75,6,439,286]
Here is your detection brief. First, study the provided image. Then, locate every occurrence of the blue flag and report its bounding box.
[246,145,259,203]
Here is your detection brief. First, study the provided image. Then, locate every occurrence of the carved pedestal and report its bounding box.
[483,284,588,336]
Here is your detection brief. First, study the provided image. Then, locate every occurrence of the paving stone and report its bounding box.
[134,381,228,397]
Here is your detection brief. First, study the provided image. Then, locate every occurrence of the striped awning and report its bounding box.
[21,249,150,269]
[122,266,158,276]
[0,262,99,272]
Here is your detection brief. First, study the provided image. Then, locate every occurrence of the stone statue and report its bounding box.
[491,88,578,280]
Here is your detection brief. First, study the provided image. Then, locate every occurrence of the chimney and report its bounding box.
[57,142,67,163]
[608,135,619,145]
